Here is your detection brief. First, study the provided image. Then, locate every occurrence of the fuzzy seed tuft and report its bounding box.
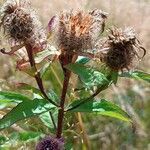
[53,9,107,54]
[101,27,146,71]
[0,0,46,51]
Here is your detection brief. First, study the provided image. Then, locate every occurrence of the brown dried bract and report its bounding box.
[4,8,34,41]
[102,27,146,71]
[0,0,46,51]
[55,9,107,54]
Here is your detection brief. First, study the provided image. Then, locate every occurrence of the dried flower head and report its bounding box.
[0,0,46,50]
[101,27,146,71]
[52,9,107,54]
[36,136,64,150]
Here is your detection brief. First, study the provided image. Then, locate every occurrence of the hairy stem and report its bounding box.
[56,70,71,138]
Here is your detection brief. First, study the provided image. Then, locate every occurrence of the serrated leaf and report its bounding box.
[66,63,109,88]
[120,71,150,83]
[68,99,131,122]
[0,98,56,130]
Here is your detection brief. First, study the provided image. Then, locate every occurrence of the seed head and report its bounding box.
[36,136,64,150]
[0,0,46,50]
[53,9,107,54]
[101,27,146,71]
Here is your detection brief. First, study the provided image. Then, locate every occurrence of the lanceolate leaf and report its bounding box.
[42,61,63,95]
[68,99,131,122]
[120,71,150,83]
[0,91,31,104]
[9,131,43,142]
[40,62,51,77]
[15,83,42,95]
[0,132,43,146]
[110,71,118,84]
[0,135,7,145]
[0,98,56,130]
[66,63,109,88]
[47,90,60,103]
[39,109,58,131]
[35,46,58,64]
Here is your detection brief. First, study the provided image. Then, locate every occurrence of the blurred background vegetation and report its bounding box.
[0,0,150,149]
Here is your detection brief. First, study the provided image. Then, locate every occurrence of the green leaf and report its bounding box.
[0,98,56,130]
[15,83,42,95]
[9,131,42,142]
[0,132,43,148]
[47,90,60,103]
[42,61,63,95]
[76,56,90,64]
[120,71,150,83]
[98,64,118,85]
[18,65,36,77]
[65,142,73,150]
[0,91,31,104]
[110,71,118,84]
[40,62,51,77]
[66,63,109,88]
[39,109,58,131]
[35,46,58,63]
[42,61,63,81]
[0,135,7,145]
[68,99,131,122]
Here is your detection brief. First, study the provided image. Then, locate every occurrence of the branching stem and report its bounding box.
[67,85,107,112]
[25,44,58,107]
[25,43,58,130]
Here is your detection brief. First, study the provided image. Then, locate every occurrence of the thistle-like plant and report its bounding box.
[0,0,149,149]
